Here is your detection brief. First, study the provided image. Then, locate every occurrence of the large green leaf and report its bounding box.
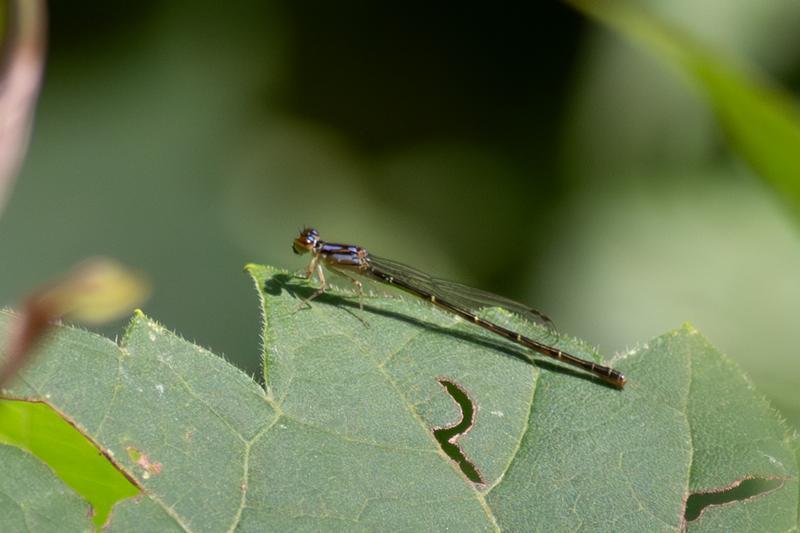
[0,308,273,532]
[571,0,800,217]
[0,265,797,531]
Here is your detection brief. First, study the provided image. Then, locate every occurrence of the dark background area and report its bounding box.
[2,1,799,424]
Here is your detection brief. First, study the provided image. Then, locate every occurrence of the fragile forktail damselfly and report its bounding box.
[292,228,626,388]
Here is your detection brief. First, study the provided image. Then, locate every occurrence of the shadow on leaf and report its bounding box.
[263,273,618,389]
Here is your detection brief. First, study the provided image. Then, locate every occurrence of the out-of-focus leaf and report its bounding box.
[0,0,46,216]
[571,0,800,217]
[0,258,149,388]
[34,258,150,325]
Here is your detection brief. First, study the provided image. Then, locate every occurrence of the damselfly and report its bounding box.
[292,228,626,388]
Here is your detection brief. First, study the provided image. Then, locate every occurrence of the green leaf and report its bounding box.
[0,399,139,527]
[248,265,798,530]
[0,308,273,532]
[0,266,797,530]
[570,0,800,217]
[105,496,185,532]
[0,443,92,532]
[793,432,800,529]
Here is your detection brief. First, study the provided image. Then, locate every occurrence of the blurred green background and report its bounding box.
[1,1,798,425]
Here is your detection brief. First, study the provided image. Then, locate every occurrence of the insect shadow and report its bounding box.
[264,273,615,389]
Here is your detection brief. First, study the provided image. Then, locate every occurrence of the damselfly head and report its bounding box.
[293,227,320,255]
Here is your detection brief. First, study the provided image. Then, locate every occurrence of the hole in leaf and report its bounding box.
[433,378,484,485]
[0,398,140,527]
[685,478,784,522]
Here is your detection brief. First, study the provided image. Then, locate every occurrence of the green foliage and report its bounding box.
[0,399,139,527]
[0,308,272,531]
[572,0,800,217]
[0,267,797,531]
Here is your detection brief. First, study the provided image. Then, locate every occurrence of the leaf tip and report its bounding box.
[680,322,699,335]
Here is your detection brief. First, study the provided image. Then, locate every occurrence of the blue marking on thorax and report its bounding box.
[320,243,366,267]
